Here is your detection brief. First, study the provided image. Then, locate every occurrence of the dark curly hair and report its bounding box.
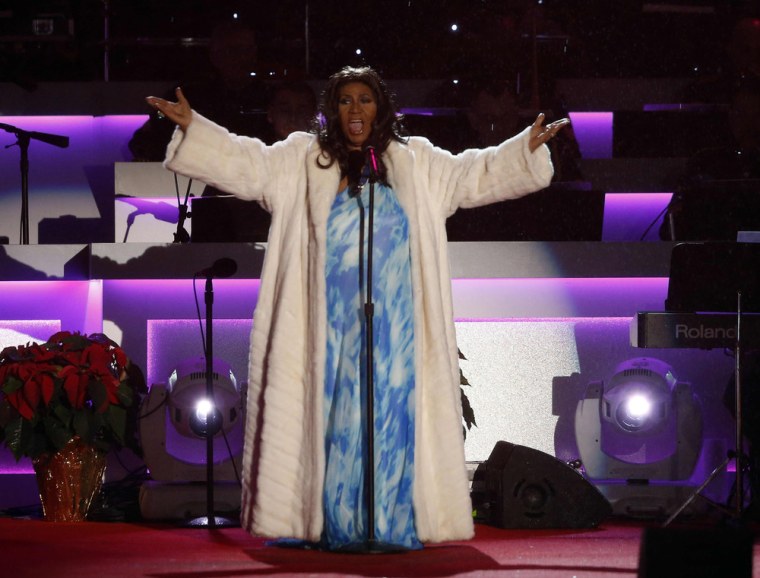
[315,66,407,178]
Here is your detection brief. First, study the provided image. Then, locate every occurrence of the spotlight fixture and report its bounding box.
[189,398,223,438]
[575,357,702,482]
[138,357,245,521]
[165,356,243,443]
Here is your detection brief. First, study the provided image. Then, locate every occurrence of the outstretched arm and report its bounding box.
[145,87,194,132]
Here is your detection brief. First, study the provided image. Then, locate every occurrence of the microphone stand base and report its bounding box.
[184,515,240,529]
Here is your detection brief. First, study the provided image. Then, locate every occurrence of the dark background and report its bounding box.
[1,0,757,88]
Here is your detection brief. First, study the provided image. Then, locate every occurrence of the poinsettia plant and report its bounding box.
[0,331,146,461]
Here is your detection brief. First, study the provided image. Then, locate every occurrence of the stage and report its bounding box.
[1,516,757,577]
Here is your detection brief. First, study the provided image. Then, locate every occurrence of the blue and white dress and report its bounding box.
[322,179,422,550]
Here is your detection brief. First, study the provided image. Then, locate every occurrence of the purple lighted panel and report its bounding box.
[0,280,102,333]
[452,277,669,319]
[0,113,673,242]
[568,112,614,160]
[0,115,147,243]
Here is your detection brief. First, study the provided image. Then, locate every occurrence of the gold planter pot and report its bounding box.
[32,437,107,522]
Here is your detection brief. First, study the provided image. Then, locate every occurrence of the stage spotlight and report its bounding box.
[189,398,223,438]
[575,357,702,482]
[165,357,242,442]
[138,357,245,520]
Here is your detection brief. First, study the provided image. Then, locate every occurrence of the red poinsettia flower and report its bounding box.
[59,365,89,409]
[1,360,56,419]
[5,390,34,420]
[0,330,142,461]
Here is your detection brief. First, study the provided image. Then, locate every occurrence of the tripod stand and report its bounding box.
[662,242,760,527]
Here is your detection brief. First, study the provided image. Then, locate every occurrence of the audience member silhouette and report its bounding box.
[260,80,318,144]
[420,76,582,183]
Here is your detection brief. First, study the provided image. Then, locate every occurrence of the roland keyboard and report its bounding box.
[631,311,760,349]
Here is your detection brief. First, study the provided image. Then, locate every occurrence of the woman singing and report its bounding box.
[147,66,568,550]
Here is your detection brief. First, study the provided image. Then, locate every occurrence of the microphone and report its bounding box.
[195,257,238,278]
[365,146,379,182]
[0,122,70,148]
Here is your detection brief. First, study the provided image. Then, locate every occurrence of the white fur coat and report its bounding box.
[165,113,553,543]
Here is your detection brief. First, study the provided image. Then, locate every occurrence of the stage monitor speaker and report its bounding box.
[638,527,752,578]
[471,441,612,529]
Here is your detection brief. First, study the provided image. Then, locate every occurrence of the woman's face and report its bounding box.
[337,82,377,149]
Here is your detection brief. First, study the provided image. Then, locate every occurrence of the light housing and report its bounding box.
[575,357,702,482]
[139,356,245,483]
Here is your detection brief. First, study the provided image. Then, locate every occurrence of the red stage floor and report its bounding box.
[1,516,757,578]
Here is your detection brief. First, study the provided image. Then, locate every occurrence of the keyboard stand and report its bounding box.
[657,241,760,527]
[664,290,746,526]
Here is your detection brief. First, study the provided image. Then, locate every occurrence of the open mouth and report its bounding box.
[348,120,364,135]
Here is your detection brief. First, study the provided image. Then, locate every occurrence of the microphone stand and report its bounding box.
[173,173,192,243]
[1,123,69,244]
[364,152,379,549]
[187,268,238,529]
[343,147,407,554]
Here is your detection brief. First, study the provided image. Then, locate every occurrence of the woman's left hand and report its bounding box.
[529,113,570,153]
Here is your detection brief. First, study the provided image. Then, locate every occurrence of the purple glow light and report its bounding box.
[452,277,669,318]
[603,192,673,241]
[0,280,102,334]
[642,103,719,112]
[568,112,613,159]
[0,115,146,156]
[116,197,186,243]
[104,279,260,313]
[455,316,634,323]
[0,115,149,243]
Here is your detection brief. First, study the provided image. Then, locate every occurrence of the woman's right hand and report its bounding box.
[145,87,193,132]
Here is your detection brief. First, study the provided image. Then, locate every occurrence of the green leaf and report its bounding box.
[53,403,73,425]
[88,380,108,412]
[3,416,24,460]
[46,416,75,451]
[29,429,53,457]
[72,411,91,444]
[116,382,134,407]
[4,416,51,460]
[106,404,127,445]
[1,374,23,394]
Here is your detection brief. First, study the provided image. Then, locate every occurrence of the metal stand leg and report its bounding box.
[664,291,746,527]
